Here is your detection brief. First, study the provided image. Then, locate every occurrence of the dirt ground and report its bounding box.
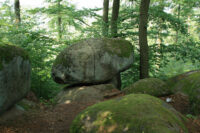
[0,92,200,133]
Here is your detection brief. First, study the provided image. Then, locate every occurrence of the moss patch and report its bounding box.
[102,38,133,58]
[16,99,38,111]
[165,70,200,114]
[123,78,171,97]
[0,43,29,70]
[70,94,188,133]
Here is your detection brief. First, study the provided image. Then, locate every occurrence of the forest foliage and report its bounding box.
[0,0,199,99]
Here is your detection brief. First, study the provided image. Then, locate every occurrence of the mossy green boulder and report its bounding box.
[0,43,29,70]
[70,94,188,133]
[165,70,200,114]
[52,38,133,89]
[0,44,31,115]
[123,78,170,97]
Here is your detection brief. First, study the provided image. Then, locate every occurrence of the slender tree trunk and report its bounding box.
[14,0,21,25]
[139,0,150,79]
[175,4,180,43]
[155,31,162,72]
[111,0,120,38]
[187,16,190,34]
[57,16,62,40]
[57,0,62,41]
[155,0,164,72]
[102,0,109,37]
[8,4,14,23]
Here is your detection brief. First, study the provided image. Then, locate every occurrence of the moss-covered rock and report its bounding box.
[0,43,29,70]
[0,43,31,115]
[102,38,133,58]
[52,38,133,88]
[123,78,170,97]
[165,70,200,114]
[70,94,188,133]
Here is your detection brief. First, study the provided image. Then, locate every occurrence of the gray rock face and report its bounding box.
[52,38,133,87]
[0,56,31,115]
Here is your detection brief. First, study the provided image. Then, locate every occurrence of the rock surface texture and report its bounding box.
[70,94,188,133]
[0,44,31,115]
[55,84,120,104]
[52,38,133,88]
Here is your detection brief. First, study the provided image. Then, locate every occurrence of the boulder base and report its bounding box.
[55,84,120,104]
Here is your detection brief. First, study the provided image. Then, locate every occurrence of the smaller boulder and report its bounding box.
[70,94,188,133]
[55,84,120,104]
[123,78,170,97]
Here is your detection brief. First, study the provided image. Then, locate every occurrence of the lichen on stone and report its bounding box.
[0,43,29,70]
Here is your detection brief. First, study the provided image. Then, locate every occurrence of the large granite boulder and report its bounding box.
[55,84,120,104]
[123,78,171,97]
[165,70,200,114]
[52,38,133,88]
[70,94,188,133]
[0,44,31,115]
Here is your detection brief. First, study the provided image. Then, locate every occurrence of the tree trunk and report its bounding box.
[155,0,164,72]
[14,0,21,25]
[57,16,62,40]
[111,0,120,38]
[102,0,109,37]
[139,0,150,79]
[57,0,62,41]
[175,4,180,43]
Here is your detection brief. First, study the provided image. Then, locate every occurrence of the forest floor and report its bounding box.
[0,92,200,133]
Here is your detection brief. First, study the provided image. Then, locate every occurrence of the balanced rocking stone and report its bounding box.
[52,38,133,89]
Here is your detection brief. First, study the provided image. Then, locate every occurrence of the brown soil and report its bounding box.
[160,92,190,114]
[160,93,200,133]
[0,91,200,133]
[0,102,95,133]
